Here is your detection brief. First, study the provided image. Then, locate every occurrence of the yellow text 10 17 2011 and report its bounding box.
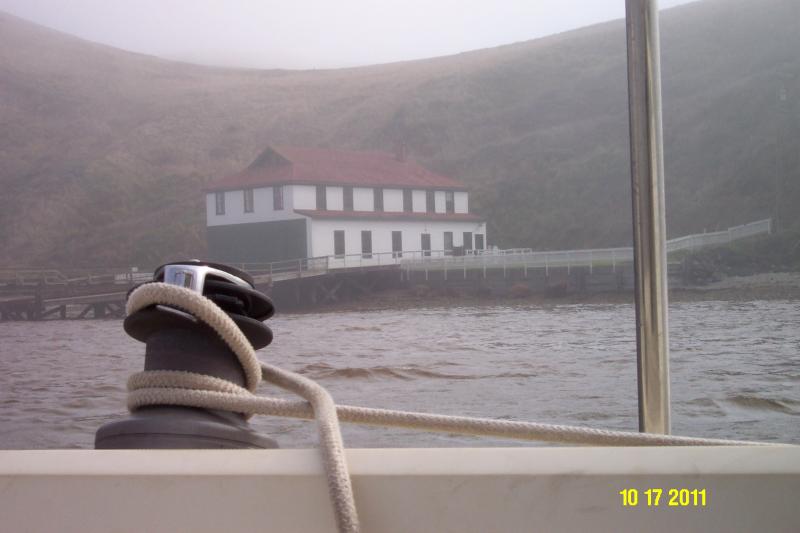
[618,488,708,507]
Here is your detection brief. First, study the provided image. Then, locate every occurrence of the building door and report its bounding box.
[475,234,485,250]
[463,232,473,252]
[334,230,345,258]
[392,231,402,258]
[444,231,453,255]
[421,233,431,257]
[361,230,372,259]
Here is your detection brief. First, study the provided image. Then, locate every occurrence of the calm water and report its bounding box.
[1,300,798,449]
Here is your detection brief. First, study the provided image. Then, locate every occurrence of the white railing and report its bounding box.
[0,268,157,287]
[665,219,771,253]
[2,220,771,289]
[232,218,772,279]
[401,218,771,273]
[401,246,636,274]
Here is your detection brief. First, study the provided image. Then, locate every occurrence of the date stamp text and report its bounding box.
[619,488,708,507]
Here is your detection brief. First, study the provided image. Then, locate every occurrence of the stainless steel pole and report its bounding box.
[625,0,671,434]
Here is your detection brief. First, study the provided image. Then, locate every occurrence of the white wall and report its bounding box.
[291,185,316,210]
[434,191,446,213]
[353,187,373,211]
[326,186,343,211]
[206,188,303,226]
[454,192,468,214]
[384,189,403,212]
[308,219,487,257]
[207,186,475,230]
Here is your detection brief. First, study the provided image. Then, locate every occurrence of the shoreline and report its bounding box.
[283,272,800,314]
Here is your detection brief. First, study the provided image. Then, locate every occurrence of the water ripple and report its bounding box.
[0,299,798,448]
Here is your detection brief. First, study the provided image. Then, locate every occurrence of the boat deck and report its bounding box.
[1,446,797,532]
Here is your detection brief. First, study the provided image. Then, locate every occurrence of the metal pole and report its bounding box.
[625,0,670,434]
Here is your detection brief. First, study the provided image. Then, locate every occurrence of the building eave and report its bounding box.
[294,209,484,222]
[204,181,469,193]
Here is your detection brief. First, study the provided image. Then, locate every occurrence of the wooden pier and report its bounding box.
[0,268,140,321]
[2,219,769,320]
[0,258,686,320]
[0,290,129,321]
[0,219,770,319]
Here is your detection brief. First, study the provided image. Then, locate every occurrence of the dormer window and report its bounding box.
[445,191,455,214]
[374,188,383,212]
[243,189,254,213]
[215,192,225,215]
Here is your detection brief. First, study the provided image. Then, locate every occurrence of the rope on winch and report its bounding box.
[126,282,781,533]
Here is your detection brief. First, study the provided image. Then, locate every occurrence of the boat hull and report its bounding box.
[1,446,797,532]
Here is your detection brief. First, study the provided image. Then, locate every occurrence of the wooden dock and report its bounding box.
[40,291,129,319]
[0,267,138,321]
[0,218,769,319]
[0,290,129,321]
[0,259,683,319]
[0,295,39,321]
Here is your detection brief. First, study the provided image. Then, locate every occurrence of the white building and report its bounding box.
[205,146,487,265]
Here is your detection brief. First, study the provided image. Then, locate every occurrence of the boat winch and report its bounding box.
[94,260,277,449]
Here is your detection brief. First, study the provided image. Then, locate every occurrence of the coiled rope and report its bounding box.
[126,282,780,533]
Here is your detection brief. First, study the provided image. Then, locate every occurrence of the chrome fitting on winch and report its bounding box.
[161,262,251,294]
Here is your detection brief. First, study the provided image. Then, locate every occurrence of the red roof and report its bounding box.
[206,146,468,192]
[294,210,483,222]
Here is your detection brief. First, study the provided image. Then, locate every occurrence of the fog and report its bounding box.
[1,0,793,267]
[0,0,697,69]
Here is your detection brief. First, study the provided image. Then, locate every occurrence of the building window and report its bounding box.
[475,234,485,250]
[445,191,455,214]
[343,186,353,211]
[316,185,327,210]
[426,190,435,213]
[463,232,473,251]
[334,230,345,258]
[361,230,372,259]
[444,231,454,255]
[243,189,254,213]
[373,188,383,212]
[215,191,225,215]
[403,189,413,213]
[421,233,431,257]
[392,231,402,258]
[273,185,284,210]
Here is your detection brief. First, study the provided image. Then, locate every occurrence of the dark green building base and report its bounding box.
[207,219,308,264]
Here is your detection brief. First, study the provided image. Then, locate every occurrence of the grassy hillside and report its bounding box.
[682,230,800,284]
[0,0,798,268]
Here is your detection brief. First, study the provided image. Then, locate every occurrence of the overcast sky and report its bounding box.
[1,0,699,69]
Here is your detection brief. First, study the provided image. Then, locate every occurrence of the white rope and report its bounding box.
[126,283,781,533]
[127,283,358,533]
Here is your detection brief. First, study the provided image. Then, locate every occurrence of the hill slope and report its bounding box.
[0,0,798,267]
